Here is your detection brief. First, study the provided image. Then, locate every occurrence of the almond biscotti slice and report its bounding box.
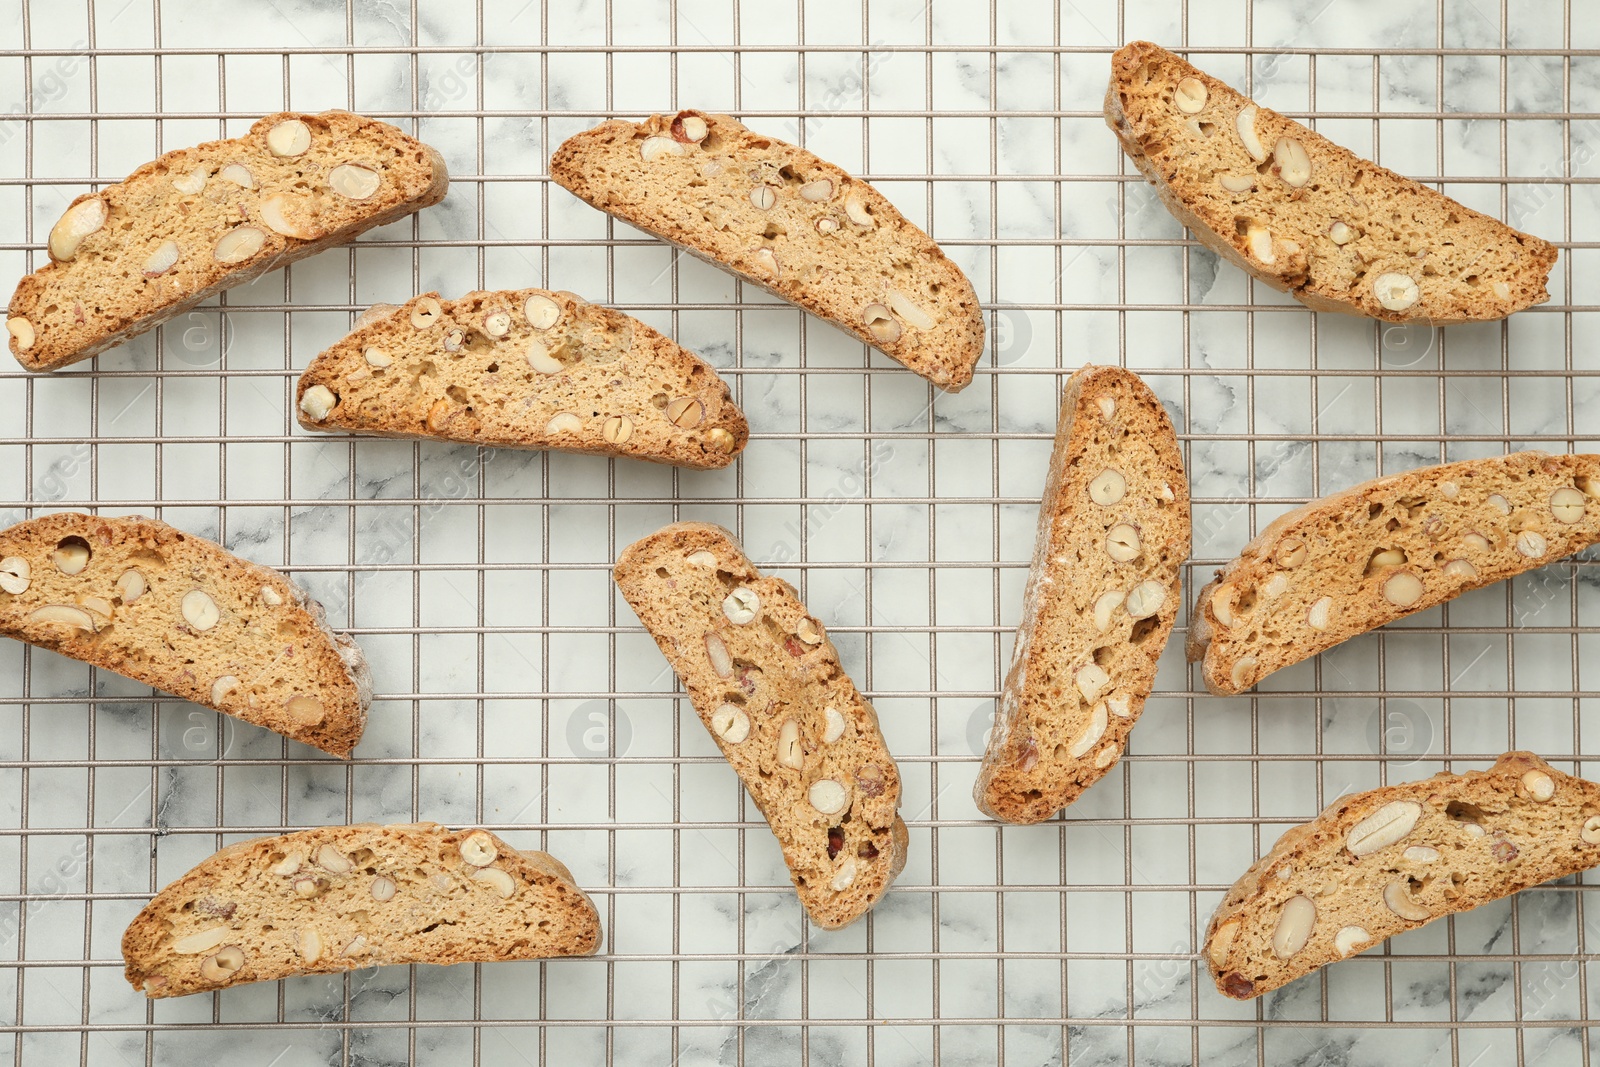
[8,110,449,372]
[975,366,1190,823]
[550,110,984,392]
[1189,451,1600,695]
[296,288,748,469]
[1105,42,1557,323]
[1206,753,1600,1000]
[0,513,370,756]
[123,823,601,998]
[613,522,907,928]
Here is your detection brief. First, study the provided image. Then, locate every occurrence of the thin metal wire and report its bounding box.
[1,2,1596,1065]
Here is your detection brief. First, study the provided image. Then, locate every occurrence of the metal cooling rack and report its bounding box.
[1,0,1598,1064]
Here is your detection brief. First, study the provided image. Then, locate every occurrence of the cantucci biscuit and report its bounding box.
[123,823,600,997]
[296,289,748,469]
[8,110,448,371]
[613,522,908,928]
[1105,42,1557,322]
[0,513,370,757]
[550,110,984,391]
[1206,753,1600,999]
[975,366,1190,823]
[1189,451,1600,695]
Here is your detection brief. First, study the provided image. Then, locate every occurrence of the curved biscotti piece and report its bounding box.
[123,823,601,998]
[1105,42,1556,323]
[614,523,907,928]
[1206,753,1600,1000]
[1189,451,1600,695]
[550,110,983,391]
[0,513,370,756]
[8,110,449,372]
[975,367,1189,824]
[295,289,748,469]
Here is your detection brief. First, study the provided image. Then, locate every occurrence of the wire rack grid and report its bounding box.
[1,0,1599,1064]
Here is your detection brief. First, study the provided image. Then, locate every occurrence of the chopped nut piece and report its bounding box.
[1124,580,1167,620]
[1096,396,1116,419]
[48,197,108,262]
[173,927,232,955]
[666,397,704,427]
[602,415,634,445]
[824,707,847,744]
[1089,469,1126,506]
[218,162,255,188]
[1515,530,1548,558]
[686,550,718,568]
[711,703,750,744]
[1210,584,1237,627]
[297,928,323,963]
[1488,493,1512,515]
[749,184,778,210]
[1306,596,1332,631]
[799,178,834,201]
[704,633,733,678]
[1373,272,1420,312]
[722,586,760,624]
[410,297,443,329]
[299,384,338,422]
[1209,919,1240,965]
[751,248,780,278]
[708,427,737,454]
[777,718,803,769]
[363,345,392,368]
[316,844,353,874]
[1403,846,1440,863]
[181,589,221,631]
[210,676,239,704]
[1551,486,1588,523]
[1173,76,1208,113]
[286,696,325,725]
[1260,572,1288,599]
[1068,699,1109,758]
[1583,816,1600,845]
[1235,104,1267,161]
[672,113,709,143]
[0,557,31,595]
[6,316,34,351]
[1272,137,1311,187]
[1334,925,1370,957]
[1383,878,1430,921]
[1443,558,1478,580]
[1218,173,1254,193]
[172,167,207,195]
[862,303,901,344]
[1105,524,1141,562]
[1106,695,1131,718]
[1522,770,1555,801]
[795,617,823,644]
[844,193,873,227]
[143,240,180,276]
[1075,663,1111,703]
[544,412,582,434]
[199,946,246,983]
[524,338,564,374]
[524,294,561,330]
[830,858,857,891]
[1229,655,1258,690]
[1347,800,1422,856]
[30,604,95,631]
[1093,590,1125,632]
[259,586,283,607]
[1246,223,1275,265]
[1093,744,1118,769]
[370,876,396,901]
[886,289,936,330]
[460,831,498,866]
[213,225,265,264]
[1272,895,1316,959]
[482,310,512,338]
[473,867,516,898]
[329,163,381,199]
[808,778,849,815]
[260,193,320,239]
[1328,220,1355,244]
[266,119,312,157]
[1382,571,1424,607]
[815,216,839,234]
[1274,538,1307,568]
[640,135,686,162]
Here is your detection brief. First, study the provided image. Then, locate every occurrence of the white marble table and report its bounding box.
[0,0,1595,1063]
